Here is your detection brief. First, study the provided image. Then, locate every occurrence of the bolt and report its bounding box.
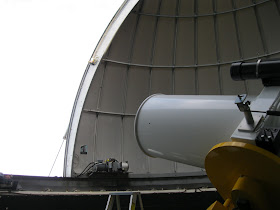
[245,101,251,106]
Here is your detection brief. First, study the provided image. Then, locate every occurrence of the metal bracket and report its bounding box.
[89,56,99,65]
[235,94,255,125]
[80,145,87,154]
[256,127,280,156]
[237,114,263,132]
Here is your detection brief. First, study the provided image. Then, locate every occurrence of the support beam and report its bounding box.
[147,0,163,174]
[132,0,270,18]
[252,0,268,54]
[172,0,180,174]
[212,0,223,95]
[83,109,136,117]
[231,0,248,94]
[102,50,280,69]
[194,0,198,95]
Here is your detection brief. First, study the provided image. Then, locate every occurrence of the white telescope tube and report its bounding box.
[134,95,245,168]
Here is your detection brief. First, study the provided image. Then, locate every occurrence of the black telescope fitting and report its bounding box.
[230,59,280,86]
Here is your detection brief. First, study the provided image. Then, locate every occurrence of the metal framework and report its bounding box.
[194,0,198,94]
[231,0,248,94]
[212,0,223,94]
[83,109,136,117]
[146,0,163,173]
[64,0,140,177]
[252,0,268,55]
[64,0,280,178]
[132,0,270,18]
[102,50,280,69]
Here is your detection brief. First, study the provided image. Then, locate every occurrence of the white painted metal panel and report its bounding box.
[220,64,246,95]
[217,13,240,62]
[123,117,148,173]
[197,67,220,95]
[176,19,194,66]
[95,115,122,162]
[107,13,138,62]
[131,16,156,64]
[73,112,97,175]
[99,63,127,113]
[198,17,217,64]
[216,0,232,12]
[198,0,213,14]
[83,63,104,110]
[160,0,177,16]
[236,8,264,58]
[179,0,194,16]
[153,18,175,66]
[125,67,150,114]
[174,68,196,95]
[258,2,280,53]
[150,68,173,95]
[149,157,175,174]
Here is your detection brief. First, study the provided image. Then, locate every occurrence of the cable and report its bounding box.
[266,111,280,116]
[251,110,266,114]
[251,110,280,116]
[86,163,104,177]
[48,138,66,177]
[76,162,96,178]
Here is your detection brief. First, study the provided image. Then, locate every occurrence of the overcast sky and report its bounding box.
[0,0,123,177]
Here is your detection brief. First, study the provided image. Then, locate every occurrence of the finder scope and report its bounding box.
[231,59,280,86]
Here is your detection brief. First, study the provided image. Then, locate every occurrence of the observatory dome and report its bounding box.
[64,0,280,177]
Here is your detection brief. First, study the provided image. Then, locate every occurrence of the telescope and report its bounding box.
[135,59,280,166]
[135,60,280,209]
